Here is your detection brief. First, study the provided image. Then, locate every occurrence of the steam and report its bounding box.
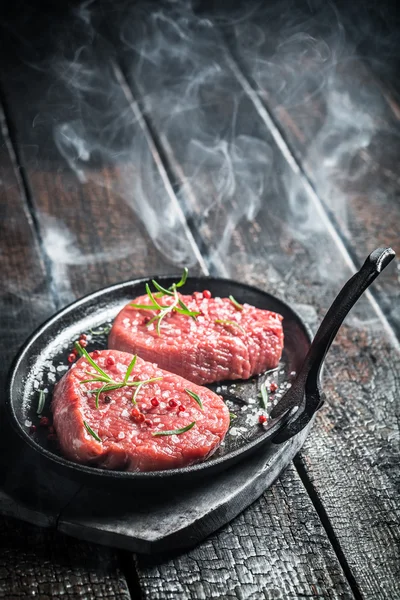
[41,0,398,323]
[40,214,134,304]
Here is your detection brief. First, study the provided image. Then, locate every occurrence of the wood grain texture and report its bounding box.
[136,465,354,600]
[224,0,400,335]
[0,104,133,598]
[0,3,204,309]
[105,3,400,597]
[0,517,131,599]
[0,107,54,369]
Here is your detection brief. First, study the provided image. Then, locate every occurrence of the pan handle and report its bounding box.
[270,247,396,444]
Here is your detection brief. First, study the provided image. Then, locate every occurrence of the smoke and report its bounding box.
[5,0,395,324]
[40,214,134,305]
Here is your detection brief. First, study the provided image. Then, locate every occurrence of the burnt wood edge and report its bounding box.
[294,455,364,600]
[220,36,400,342]
[0,89,61,311]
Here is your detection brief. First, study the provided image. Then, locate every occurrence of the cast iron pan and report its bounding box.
[6,248,395,488]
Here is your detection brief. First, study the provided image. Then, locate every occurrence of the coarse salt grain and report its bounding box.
[118,432,125,440]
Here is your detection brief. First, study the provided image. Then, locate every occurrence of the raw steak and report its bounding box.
[109,291,284,385]
[52,350,229,471]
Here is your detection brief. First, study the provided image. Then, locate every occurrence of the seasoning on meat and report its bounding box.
[109,289,284,385]
[52,350,230,471]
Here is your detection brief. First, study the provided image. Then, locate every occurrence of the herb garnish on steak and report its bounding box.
[52,350,229,471]
[109,277,284,385]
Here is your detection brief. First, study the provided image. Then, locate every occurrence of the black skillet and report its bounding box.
[6,247,395,488]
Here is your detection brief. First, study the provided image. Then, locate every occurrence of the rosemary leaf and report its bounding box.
[152,421,196,437]
[229,295,243,311]
[173,267,188,289]
[95,383,107,410]
[75,342,111,381]
[259,382,268,409]
[123,354,137,384]
[229,412,237,420]
[214,319,245,334]
[130,303,159,310]
[80,377,110,385]
[184,388,203,410]
[37,390,46,415]
[152,280,174,296]
[83,420,102,442]
[146,283,163,310]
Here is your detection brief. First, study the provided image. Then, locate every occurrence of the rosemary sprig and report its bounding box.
[184,389,203,410]
[259,382,268,409]
[76,345,162,407]
[215,319,245,334]
[152,421,196,437]
[83,420,102,442]
[229,295,243,311]
[130,268,200,335]
[37,390,46,415]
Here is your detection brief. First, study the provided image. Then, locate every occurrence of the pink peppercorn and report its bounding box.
[259,414,267,424]
[270,382,278,392]
[151,397,159,407]
[130,408,140,420]
[68,353,75,363]
[168,399,178,408]
[203,290,212,299]
[178,405,185,413]
[80,334,87,340]
[106,356,115,366]
[40,416,50,427]
[92,350,100,358]
[144,419,153,427]
[79,339,88,348]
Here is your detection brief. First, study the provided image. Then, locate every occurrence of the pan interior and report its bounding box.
[8,277,311,479]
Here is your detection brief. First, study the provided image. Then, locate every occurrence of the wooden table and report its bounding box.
[0,1,399,598]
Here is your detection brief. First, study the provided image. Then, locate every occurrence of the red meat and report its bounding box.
[52,350,229,471]
[108,292,283,385]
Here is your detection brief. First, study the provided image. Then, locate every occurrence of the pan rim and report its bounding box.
[6,275,313,481]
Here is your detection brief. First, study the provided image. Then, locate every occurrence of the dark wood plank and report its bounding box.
[0,106,133,598]
[0,4,205,308]
[136,466,354,600]
[224,0,400,335]
[0,107,54,365]
[0,517,131,599]
[105,3,400,598]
